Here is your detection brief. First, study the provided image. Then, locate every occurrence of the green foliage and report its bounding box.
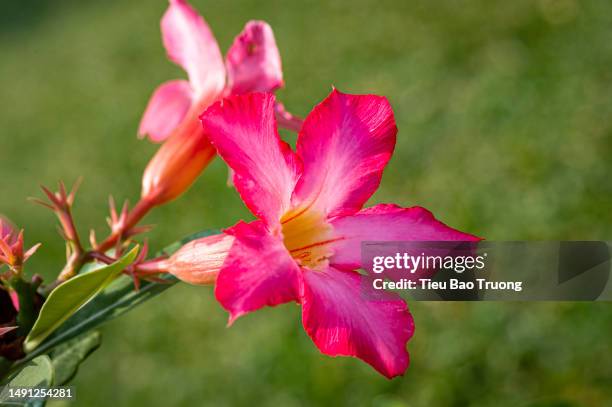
[1,333,101,406]
[50,330,101,386]
[23,248,138,353]
[21,230,215,364]
[0,356,53,405]
[3,230,217,401]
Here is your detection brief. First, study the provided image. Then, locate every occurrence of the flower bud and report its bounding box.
[0,217,40,271]
[167,233,234,285]
[141,110,216,206]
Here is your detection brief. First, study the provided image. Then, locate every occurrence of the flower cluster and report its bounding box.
[1,0,481,380]
[136,1,480,379]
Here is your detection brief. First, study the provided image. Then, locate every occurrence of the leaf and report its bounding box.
[0,356,53,405]
[25,400,45,407]
[0,357,12,379]
[23,247,138,353]
[18,230,218,365]
[50,330,101,385]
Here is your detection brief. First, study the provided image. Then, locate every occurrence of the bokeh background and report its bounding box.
[2,0,612,405]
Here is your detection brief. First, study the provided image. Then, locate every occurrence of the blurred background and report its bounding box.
[1,0,611,405]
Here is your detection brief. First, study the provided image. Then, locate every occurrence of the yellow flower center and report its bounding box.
[281,208,335,270]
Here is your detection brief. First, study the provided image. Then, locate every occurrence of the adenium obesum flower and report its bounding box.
[167,90,480,378]
[139,0,296,206]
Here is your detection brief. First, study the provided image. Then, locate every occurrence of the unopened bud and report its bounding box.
[0,217,40,271]
[167,233,234,285]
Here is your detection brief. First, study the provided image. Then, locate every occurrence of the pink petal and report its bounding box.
[138,80,193,143]
[226,21,283,95]
[0,215,15,238]
[201,93,301,226]
[330,204,481,270]
[9,290,19,312]
[292,89,397,218]
[215,221,302,324]
[23,243,41,262]
[301,267,413,378]
[0,326,17,337]
[161,0,225,97]
[275,102,303,132]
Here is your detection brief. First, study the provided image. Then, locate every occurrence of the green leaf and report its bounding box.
[23,247,138,353]
[0,356,53,405]
[50,330,101,385]
[18,230,218,365]
[0,357,12,380]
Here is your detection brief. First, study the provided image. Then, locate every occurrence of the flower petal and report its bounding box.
[201,93,301,226]
[292,89,397,218]
[215,221,302,324]
[226,21,284,95]
[161,0,225,97]
[0,215,15,238]
[9,290,19,312]
[330,204,481,270]
[301,267,413,378]
[0,326,17,338]
[138,80,193,142]
[275,102,303,132]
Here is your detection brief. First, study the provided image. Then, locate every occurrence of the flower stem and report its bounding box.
[96,197,155,253]
[50,197,155,288]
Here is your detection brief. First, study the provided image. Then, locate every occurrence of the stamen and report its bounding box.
[281,209,334,270]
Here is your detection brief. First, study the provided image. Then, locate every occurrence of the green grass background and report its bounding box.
[1,0,611,405]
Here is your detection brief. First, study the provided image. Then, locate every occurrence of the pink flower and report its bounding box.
[138,0,300,205]
[190,90,481,378]
[139,0,285,143]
